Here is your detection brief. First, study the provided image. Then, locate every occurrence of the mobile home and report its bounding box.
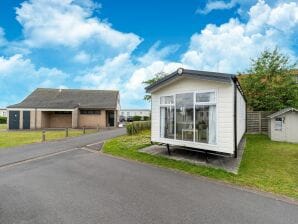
[146,68,246,157]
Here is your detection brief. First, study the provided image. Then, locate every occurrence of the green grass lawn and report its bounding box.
[0,123,7,130]
[0,128,97,148]
[103,130,298,199]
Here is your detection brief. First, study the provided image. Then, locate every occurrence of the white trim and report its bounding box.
[159,89,218,146]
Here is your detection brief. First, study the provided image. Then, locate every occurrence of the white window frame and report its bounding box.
[159,90,217,146]
[274,117,283,131]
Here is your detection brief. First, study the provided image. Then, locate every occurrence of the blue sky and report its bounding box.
[0,0,297,109]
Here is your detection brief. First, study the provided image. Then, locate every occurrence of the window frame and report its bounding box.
[159,90,217,145]
[274,117,283,131]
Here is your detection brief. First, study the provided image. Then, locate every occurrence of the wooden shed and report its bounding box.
[268,108,298,143]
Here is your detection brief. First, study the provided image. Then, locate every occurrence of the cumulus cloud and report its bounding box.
[0,54,68,107]
[16,0,142,53]
[196,0,239,14]
[1,0,298,109]
[183,0,298,73]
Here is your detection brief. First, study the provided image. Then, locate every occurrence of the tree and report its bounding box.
[240,48,298,111]
[143,71,168,101]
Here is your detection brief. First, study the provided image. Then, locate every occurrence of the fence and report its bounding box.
[246,111,273,134]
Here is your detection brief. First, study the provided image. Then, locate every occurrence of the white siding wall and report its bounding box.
[151,77,235,154]
[236,87,246,145]
[270,112,298,143]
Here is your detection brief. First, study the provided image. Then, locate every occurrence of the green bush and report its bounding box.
[0,116,7,124]
[126,121,151,135]
[132,115,142,121]
[143,116,150,121]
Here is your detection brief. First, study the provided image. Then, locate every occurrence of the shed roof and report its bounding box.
[7,88,119,109]
[145,68,235,93]
[268,107,298,118]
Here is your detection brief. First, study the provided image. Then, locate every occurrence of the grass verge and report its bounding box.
[0,123,7,130]
[0,129,97,148]
[103,130,298,199]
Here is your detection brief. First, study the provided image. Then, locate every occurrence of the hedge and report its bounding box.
[0,116,7,124]
[126,121,151,135]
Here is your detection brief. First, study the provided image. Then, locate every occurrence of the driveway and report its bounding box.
[0,131,297,224]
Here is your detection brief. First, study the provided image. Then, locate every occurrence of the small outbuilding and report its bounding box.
[268,108,298,143]
[146,68,246,158]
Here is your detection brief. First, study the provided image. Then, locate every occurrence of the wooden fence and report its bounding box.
[246,111,273,134]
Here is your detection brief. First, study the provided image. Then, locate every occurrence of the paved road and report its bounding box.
[0,128,126,167]
[0,133,297,224]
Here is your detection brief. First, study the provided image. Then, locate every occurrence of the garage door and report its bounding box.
[23,111,30,129]
[9,111,20,129]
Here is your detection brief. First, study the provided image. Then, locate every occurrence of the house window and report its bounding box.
[176,93,194,141]
[80,110,101,115]
[54,111,72,114]
[160,91,217,145]
[160,96,175,139]
[275,117,282,131]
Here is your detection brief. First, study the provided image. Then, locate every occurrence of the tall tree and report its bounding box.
[240,48,298,111]
[143,71,168,101]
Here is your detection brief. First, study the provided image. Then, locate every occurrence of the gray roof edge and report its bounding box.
[145,68,235,93]
[268,107,298,118]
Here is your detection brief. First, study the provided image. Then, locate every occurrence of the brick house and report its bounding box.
[7,88,120,130]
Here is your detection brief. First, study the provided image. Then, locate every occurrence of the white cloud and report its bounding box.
[183,0,298,73]
[137,42,179,65]
[75,53,134,90]
[0,54,68,107]
[73,51,91,64]
[0,27,7,47]
[197,0,239,14]
[16,0,142,53]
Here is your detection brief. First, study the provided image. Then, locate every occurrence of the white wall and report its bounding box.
[121,110,151,117]
[236,87,246,145]
[270,111,298,143]
[0,109,7,117]
[151,77,235,154]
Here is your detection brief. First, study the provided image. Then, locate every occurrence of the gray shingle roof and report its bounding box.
[145,68,236,93]
[268,107,298,118]
[7,88,119,109]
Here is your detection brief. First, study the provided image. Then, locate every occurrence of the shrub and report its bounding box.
[0,116,7,124]
[126,121,151,135]
[132,115,142,121]
[143,116,150,121]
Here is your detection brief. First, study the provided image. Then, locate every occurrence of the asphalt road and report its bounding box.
[0,131,297,224]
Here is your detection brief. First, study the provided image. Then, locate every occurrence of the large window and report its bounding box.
[195,92,216,144]
[160,96,175,139]
[176,93,194,141]
[160,91,217,145]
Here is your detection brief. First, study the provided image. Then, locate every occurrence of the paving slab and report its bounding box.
[140,138,245,173]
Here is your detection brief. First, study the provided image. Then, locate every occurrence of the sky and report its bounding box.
[0,0,297,109]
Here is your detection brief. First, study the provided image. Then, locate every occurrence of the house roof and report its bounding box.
[145,68,236,93]
[7,88,119,109]
[268,107,298,118]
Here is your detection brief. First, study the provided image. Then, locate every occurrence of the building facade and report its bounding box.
[7,88,120,130]
[120,109,151,121]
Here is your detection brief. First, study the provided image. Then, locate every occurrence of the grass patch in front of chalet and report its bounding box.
[103,130,298,200]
